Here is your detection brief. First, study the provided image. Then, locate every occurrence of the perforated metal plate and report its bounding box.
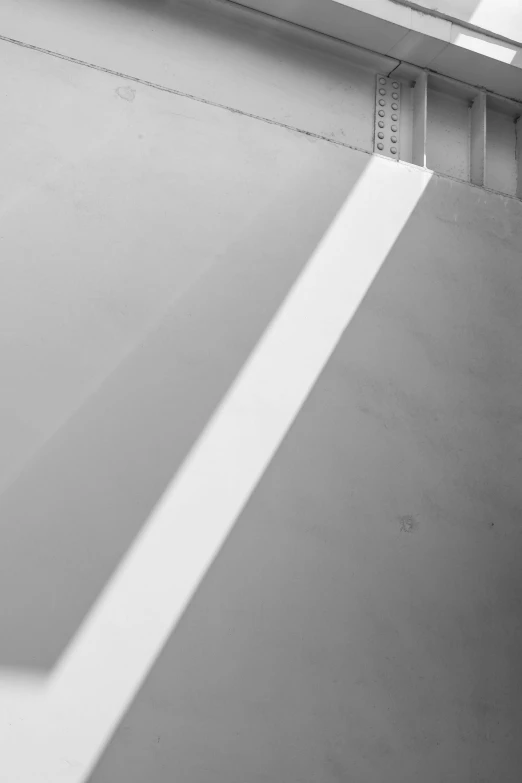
[374,75,401,160]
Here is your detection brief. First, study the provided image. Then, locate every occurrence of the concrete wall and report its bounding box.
[87,164,522,783]
[1,1,522,782]
[0,0,387,493]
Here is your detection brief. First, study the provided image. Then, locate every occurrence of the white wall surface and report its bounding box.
[0,5,380,492]
[426,89,470,181]
[88,166,522,783]
[396,0,522,43]
[486,107,518,196]
[1,2,522,782]
[0,0,384,151]
[0,35,371,666]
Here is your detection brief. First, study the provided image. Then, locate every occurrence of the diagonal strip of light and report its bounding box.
[0,155,431,783]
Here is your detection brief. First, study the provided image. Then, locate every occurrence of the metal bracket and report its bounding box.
[374,75,401,160]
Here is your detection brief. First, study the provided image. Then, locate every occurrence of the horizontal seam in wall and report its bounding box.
[0,32,366,153]
[0,33,520,203]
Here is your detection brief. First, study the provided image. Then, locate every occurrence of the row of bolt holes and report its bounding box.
[377,77,399,155]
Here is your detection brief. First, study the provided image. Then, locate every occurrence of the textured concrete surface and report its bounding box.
[0,29,377,494]
[0,31,369,667]
[1,1,522,781]
[87,171,522,783]
[0,0,389,494]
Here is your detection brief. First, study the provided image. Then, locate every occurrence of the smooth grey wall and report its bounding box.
[1,2,522,782]
[0,21,369,666]
[0,0,381,493]
[88,175,522,783]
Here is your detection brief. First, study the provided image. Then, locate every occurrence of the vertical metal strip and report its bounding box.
[515,115,522,199]
[412,71,428,168]
[470,91,487,187]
